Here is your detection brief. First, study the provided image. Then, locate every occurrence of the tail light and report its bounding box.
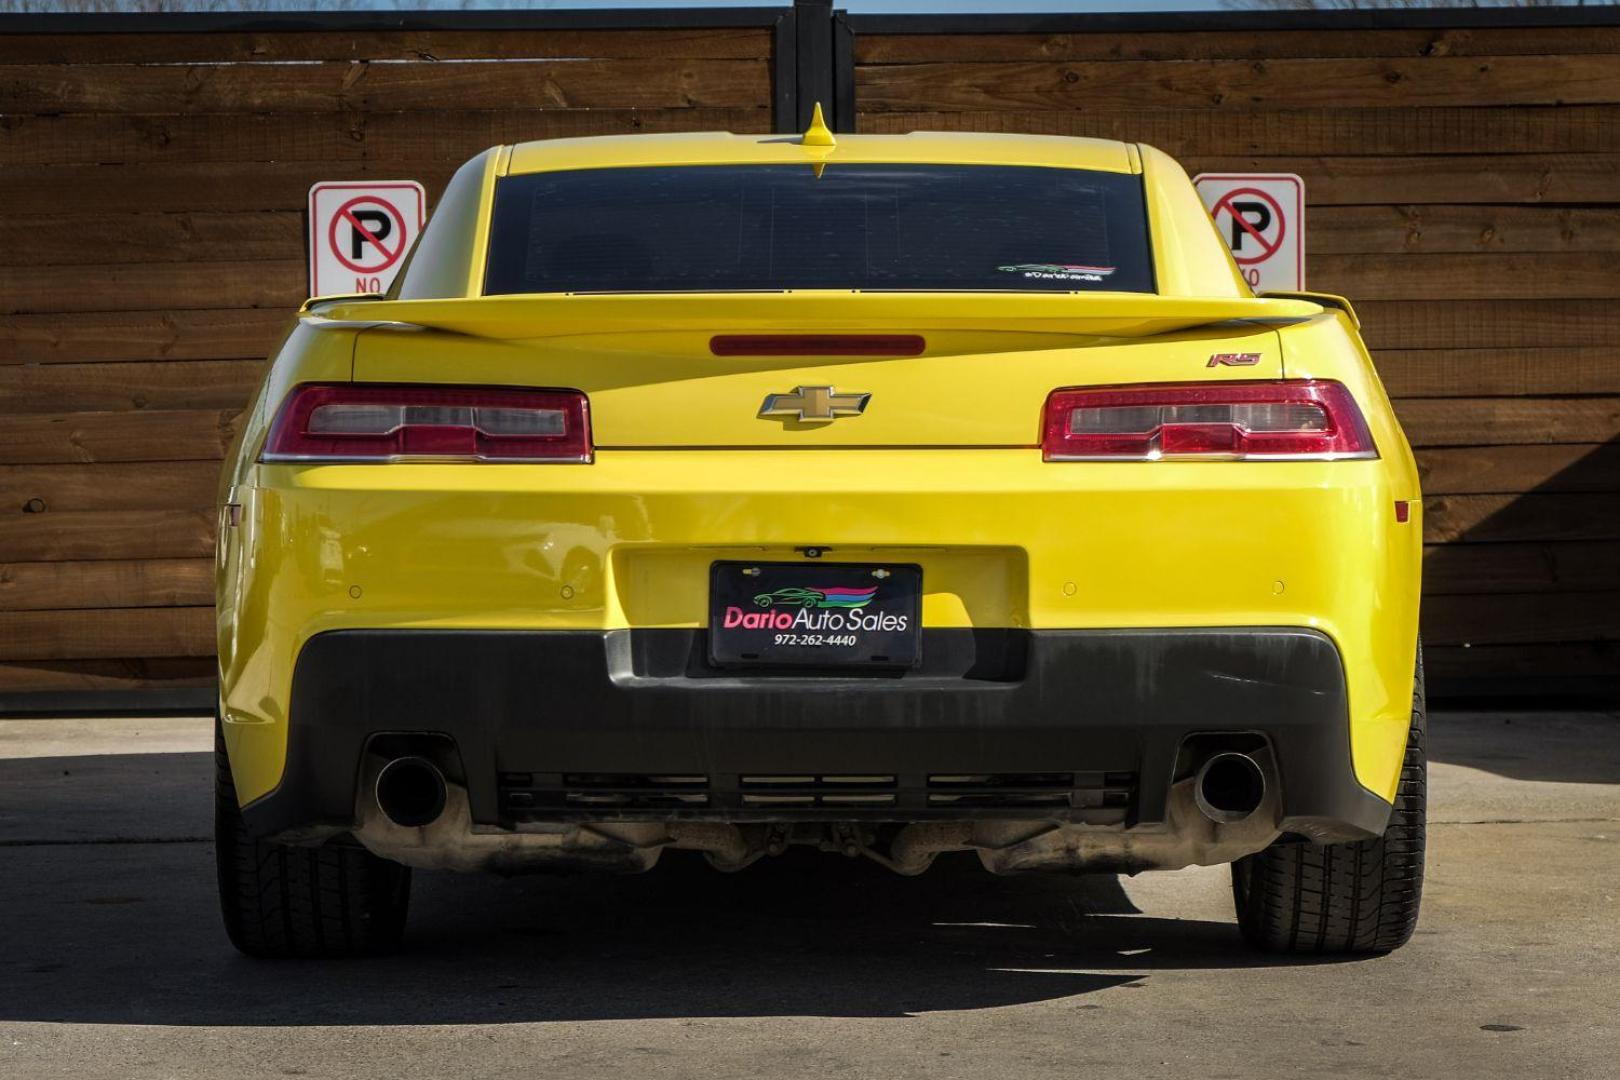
[1042,380,1375,461]
[261,384,591,463]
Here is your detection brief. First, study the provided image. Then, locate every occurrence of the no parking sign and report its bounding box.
[308,181,426,297]
[1193,173,1304,292]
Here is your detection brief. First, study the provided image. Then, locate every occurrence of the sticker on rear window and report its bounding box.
[998,263,1116,283]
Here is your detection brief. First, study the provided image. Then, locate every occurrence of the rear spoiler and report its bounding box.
[1262,290,1359,329]
[305,292,1325,342]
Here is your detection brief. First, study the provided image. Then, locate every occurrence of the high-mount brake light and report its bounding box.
[1042,380,1376,462]
[710,334,926,357]
[261,384,592,463]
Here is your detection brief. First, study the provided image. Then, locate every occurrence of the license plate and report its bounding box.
[709,561,922,668]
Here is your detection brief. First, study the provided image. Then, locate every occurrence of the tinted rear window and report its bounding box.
[483,164,1154,295]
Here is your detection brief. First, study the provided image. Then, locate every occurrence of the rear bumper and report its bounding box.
[239,626,1393,845]
[219,452,1423,807]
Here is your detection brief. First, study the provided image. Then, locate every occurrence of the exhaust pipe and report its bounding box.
[1193,752,1266,824]
[375,756,448,828]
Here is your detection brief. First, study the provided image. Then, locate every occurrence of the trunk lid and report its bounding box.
[337,293,1311,449]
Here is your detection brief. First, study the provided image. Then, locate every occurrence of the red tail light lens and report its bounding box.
[1042,380,1376,461]
[262,384,592,463]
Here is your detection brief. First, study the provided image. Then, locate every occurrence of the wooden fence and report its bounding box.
[849,10,1620,686]
[0,9,786,707]
[1,4,1616,708]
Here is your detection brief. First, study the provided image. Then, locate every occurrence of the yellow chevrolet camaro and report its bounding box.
[214,112,1424,958]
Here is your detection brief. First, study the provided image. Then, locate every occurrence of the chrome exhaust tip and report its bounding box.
[1193,752,1266,824]
[375,756,448,828]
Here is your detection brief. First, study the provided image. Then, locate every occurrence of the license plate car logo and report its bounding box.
[751,585,877,609]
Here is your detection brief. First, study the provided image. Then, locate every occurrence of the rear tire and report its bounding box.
[215,719,410,958]
[1231,646,1426,954]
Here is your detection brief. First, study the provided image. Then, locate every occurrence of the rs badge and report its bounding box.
[1207,353,1262,367]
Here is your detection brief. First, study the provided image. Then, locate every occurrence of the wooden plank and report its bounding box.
[0,509,214,562]
[1311,206,1620,255]
[1423,541,1620,595]
[1376,348,1620,398]
[0,107,772,167]
[364,105,774,155]
[855,27,1620,63]
[1358,301,1620,350]
[1394,397,1620,448]
[855,56,1620,112]
[0,606,214,660]
[1425,641,1620,680]
[0,212,305,266]
[0,558,214,612]
[1423,493,1620,544]
[1417,445,1620,496]
[0,161,454,214]
[1179,154,1620,205]
[0,657,215,693]
[0,461,220,513]
[855,105,1620,156]
[1310,253,1620,302]
[0,360,262,413]
[89,253,1615,314]
[0,309,287,365]
[1,59,769,113]
[0,28,773,64]
[7,155,1613,220]
[1,260,305,315]
[0,409,240,465]
[1420,590,1620,647]
[0,112,369,169]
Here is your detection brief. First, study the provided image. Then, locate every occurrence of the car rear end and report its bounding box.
[214,132,1424,954]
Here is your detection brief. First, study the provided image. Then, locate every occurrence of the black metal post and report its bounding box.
[793,0,835,132]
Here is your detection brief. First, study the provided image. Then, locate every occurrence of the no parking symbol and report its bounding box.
[308,181,426,297]
[1193,173,1304,292]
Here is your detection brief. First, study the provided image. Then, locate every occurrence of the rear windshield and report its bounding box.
[483,164,1154,295]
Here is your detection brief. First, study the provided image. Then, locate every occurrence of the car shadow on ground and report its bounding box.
[1,847,1352,1028]
[1428,710,1620,785]
[0,749,1364,1028]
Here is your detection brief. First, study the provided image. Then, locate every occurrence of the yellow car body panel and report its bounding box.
[221,449,1418,807]
[217,131,1421,838]
[340,314,1293,450]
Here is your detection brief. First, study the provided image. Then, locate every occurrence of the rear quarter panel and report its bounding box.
[1278,311,1423,798]
[216,321,356,802]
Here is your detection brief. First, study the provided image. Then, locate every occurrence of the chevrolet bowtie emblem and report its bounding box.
[758,385,871,423]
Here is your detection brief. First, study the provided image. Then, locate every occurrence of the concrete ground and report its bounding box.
[0,710,1616,1080]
